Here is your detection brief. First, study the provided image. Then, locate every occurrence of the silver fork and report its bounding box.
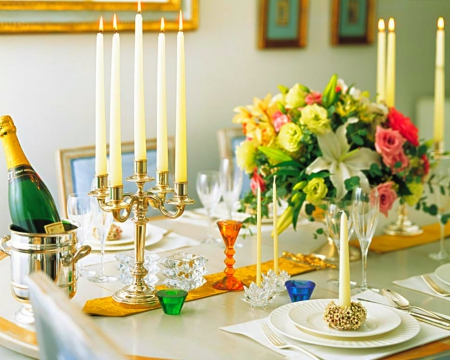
[259,322,322,360]
[422,275,450,297]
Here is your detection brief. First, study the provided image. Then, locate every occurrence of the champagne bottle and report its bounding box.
[0,115,63,234]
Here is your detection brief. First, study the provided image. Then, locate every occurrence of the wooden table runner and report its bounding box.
[82,257,317,317]
[350,222,450,254]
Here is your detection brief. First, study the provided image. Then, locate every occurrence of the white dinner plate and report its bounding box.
[288,299,401,338]
[85,223,166,251]
[435,263,450,286]
[269,301,420,348]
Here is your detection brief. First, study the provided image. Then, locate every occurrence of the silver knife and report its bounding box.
[357,298,450,330]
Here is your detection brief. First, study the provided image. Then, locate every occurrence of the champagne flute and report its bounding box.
[196,171,223,244]
[427,170,450,260]
[66,193,94,278]
[88,197,116,283]
[352,187,379,292]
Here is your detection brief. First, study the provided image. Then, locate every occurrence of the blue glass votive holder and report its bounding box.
[285,280,315,302]
[156,289,188,315]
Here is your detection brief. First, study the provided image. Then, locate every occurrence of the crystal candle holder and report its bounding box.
[285,280,316,302]
[161,253,208,291]
[156,289,188,315]
[115,251,161,287]
[262,270,290,294]
[241,282,274,309]
[162,252,208,270]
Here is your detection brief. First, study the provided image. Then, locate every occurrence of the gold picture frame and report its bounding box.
[258,0,309,49]
[331,0,375,45]
[0,0,198,33]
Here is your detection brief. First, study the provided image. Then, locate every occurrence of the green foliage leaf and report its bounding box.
[351,134,364,146]
[308,171,330,179]
[369,163,383,177]
[418,145,428,157]
[278,85,289,95]
[258,146,292,162]
[344,176,360,191]
[305,203,315,216]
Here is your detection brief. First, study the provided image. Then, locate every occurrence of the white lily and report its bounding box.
[306,118,380,199]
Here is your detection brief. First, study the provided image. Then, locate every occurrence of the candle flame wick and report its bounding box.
[378,19,385,31]
[179,10,183,31]
[161,17,165,32]
[138,0,141,13]
[388,18,395,32]
[438,17,445,30]
[113,14,118,32]
[99,16,104,32]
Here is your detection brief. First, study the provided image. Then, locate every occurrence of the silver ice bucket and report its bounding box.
[0,222,91,324]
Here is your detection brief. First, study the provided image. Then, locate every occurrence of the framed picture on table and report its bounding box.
[258,0,309,49]
[331,0,375,45]
[0,0,198,33]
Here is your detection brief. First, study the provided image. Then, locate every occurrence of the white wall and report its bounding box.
[0,0,449,234]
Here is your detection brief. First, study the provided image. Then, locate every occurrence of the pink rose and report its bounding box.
[375,126,406,156]
[305,91,322,105]
[377,182,397,217]
[250,168,266,195]
[382,149,409,173]
[272,111,291,132]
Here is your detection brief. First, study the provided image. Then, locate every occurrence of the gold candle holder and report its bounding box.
[89,160,195,307]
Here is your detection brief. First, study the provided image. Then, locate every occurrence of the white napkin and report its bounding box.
[393,273,450,301]
[81,231,200,266]
[221,290,450,360]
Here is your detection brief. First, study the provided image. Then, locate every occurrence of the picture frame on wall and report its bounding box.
[331,0,375,45]
[258,0,309,49]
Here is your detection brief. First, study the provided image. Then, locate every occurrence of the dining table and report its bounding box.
[0,207,449,359]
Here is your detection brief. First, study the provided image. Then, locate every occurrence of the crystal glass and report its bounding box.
[426,169,450,260]
[212,220,244,290]
[219,158,243,218]
[66,193,93,278]
[352,187,379,292]
[88,197,116,283]
[196,170,223,244]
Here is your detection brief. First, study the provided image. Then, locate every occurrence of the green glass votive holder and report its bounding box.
[156,289,188,315]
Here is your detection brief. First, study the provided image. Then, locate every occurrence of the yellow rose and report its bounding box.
[278,123,302,153]
[285,84,306,108]
[235,140,258,174]
[303,178,328,205]
[404,182,424,207]
[300,104,331,135]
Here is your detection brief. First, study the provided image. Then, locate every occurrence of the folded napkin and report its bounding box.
[393,273,450,301]
[221,290,450,360]
[83,257,319,317]
[81,232,200,267]
[350,222,450,254]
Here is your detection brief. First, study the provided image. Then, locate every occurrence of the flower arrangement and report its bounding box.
[233,74,432,234]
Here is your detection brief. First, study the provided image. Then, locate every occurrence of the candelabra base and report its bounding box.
[112,286,157,307]
[383,221,423,236]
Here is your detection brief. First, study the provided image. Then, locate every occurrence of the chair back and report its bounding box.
[216,128,251,197]
[57,138,174,217]
[28,272,127,360]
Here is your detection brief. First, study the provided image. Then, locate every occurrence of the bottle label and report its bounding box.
[8,165,37,183]
[44,222,65,234]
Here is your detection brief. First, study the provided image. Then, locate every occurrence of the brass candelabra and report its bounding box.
[89,159,194,307]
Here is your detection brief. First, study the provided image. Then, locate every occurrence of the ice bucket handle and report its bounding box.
[62,245,91,267]
[0,235,11,256]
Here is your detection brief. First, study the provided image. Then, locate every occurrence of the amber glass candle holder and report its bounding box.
[212,220,244,291]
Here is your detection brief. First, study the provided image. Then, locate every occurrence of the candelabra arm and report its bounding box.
[160,205,185,219]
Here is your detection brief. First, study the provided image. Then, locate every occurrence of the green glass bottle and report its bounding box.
[0,115,62,234]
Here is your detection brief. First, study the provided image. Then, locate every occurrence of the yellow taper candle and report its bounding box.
[339,212,351,308]
[434,17,445,146]
[95,17,107,176]
[109,14,123,187]
[157,18,169,172]
[175,11,187,182]
[272,177,279,274]
[386,18,396,108]
[256,185,262,286]
[377,19,386,103]
[134,1,147,161]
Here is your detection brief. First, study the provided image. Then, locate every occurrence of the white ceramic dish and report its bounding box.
[269,301,420,348]
[288,299,401,339]
[435,263,450,286]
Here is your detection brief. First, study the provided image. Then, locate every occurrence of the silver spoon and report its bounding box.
[381,289,448,320]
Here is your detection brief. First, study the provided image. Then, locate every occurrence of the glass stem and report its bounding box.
[206,208,214,239]
[99,229,105,277]
[360,241,369,291]
[439,221,445,254]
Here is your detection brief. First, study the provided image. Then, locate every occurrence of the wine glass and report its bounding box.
[219,158,243,219]
[426,169,450,260]
[88,197,116,283]
[66,193,94,278]
[352,187,379,292]
[196,171,223,244]
[323,198,355,286]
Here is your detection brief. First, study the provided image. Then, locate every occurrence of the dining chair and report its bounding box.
[28,271,127,360]
[56,137,174,217]
[216,127,250,197]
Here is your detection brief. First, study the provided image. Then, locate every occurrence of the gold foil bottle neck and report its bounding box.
[0,115,17,137]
